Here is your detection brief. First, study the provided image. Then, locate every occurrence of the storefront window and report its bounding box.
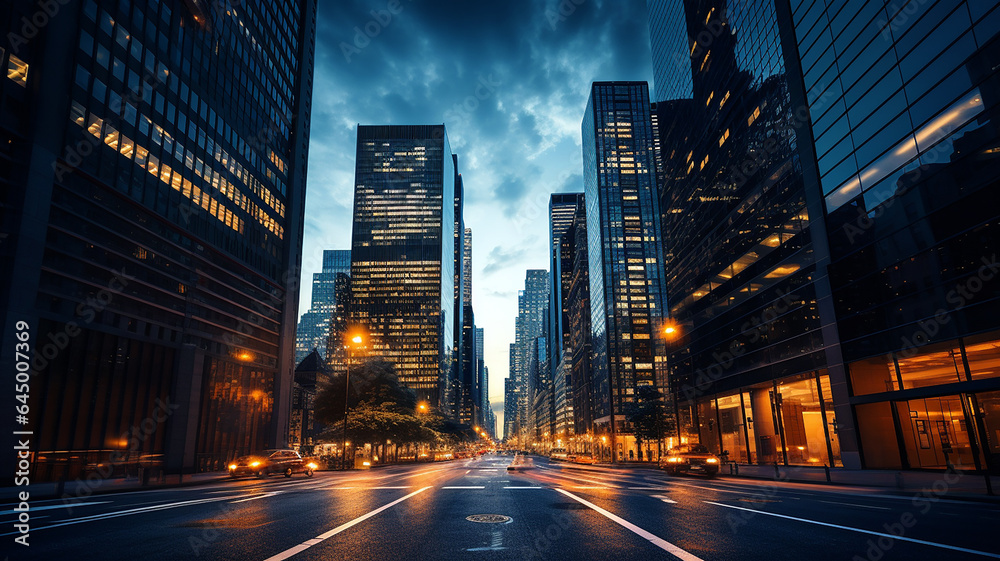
[697,399,720,455]
[855,402,903,469]
[965,333,1000,381]
[896,342,966,390]
[849,355,899,395]
[897,395,977,470]
[776,374,830,466]
[717,394,751,463]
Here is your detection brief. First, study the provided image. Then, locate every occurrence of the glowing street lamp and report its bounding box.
[342,329,367,470]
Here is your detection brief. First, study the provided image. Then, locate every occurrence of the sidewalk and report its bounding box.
[0,471,232,502]
[581,459,1000,502]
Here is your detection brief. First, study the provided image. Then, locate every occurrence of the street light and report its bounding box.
[342,329,366,470]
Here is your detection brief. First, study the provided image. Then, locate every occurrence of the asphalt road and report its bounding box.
[3,454,998,560]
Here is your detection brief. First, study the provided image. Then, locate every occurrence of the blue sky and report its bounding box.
[300,0,654,433]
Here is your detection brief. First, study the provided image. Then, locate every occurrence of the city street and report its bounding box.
[4,455,998,560]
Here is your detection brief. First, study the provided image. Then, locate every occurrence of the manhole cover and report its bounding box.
[466,514,512,524]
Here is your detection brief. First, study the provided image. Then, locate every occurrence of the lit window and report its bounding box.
[7,54,28,87]
[719,129,729,146]
[748,106,761,126]
[720,90,730,108]
[706,91,714,106]
[700,155,709,170]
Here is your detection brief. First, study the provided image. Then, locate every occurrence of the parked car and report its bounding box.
[659,444,720,477]
[549,448,569,461]
[228,449,317,478]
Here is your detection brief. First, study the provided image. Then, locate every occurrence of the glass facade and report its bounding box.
[651,0,840,466]
[1,0,316,480]
[787,0,1000,472]
[568,198,593,440]
[296,249,351,363]
[583,81,671,462]
[350,124,456,409]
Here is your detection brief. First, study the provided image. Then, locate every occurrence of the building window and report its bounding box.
[7,54,28,87]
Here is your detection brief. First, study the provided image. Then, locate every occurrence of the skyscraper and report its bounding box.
[548,194,582,377]
[567,198,594,442]
[650,0,841,468]
[350,124,456,409]
[509,269,549,442]
[296,250,351,363]
[0,0,316,480]
[778,0,1000,472]
[583,81,670,462]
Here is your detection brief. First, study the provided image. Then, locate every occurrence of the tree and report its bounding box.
[627,385,673,461]
[314,358,417,426]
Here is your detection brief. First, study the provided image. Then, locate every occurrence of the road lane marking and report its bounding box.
[819,500,890,510]
[262,486,432,561]
[442,486,485,489]
[230,492,283,503]
[504,486,542,489]
[651,495,677,504]
[0,496,240,535]
[705,501,1000,558]
[0,501,110,515]
[556,489,704,561]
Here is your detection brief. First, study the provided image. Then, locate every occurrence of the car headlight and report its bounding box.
[706,458,719,464]
[250,461,260,467]
[228,464,237,470]
[307,462,318,470]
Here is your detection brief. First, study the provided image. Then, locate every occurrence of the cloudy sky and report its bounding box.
[300,0,654,436]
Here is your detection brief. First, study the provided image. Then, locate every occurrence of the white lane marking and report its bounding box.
[556,489,704,561]
[442,486,485,489]
[262,486,432,561]
[230,492,283,504]
[651,495,677,504]
[504,486,542,489]
[705,501,1000,558]
[0,496,239,535]
[819,500,890,511]
[0,501,110,515]
[668,483,752,495]
[537,465,619,487]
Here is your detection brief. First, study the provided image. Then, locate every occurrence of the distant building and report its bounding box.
[349,125,457,409]
[296,250,351,363]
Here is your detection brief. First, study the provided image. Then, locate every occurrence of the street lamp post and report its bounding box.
[342,333,364,470]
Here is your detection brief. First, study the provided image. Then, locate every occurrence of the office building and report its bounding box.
[296,249,351,363]
[0,0,317,480]
[349,124,456,409]
[650,0,843,469]
[780,0,1000,472]
[582,81,671,462]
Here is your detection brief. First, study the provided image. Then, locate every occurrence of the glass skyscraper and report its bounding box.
[0,0,316,480]
[296,249,350,363]
[349,124,456,409]
[652,0,842,469]
[583,81,670,462]
[782,0,1000,472]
